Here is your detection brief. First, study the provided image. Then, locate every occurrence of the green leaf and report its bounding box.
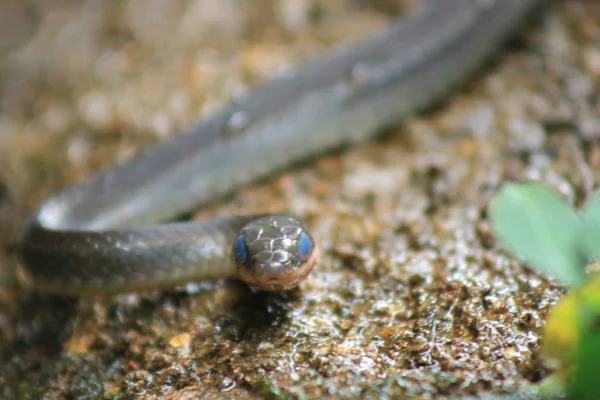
[488,181,584,287]
[580,188,600,262]
[568,303,600,400]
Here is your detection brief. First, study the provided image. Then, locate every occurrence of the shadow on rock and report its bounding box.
[0,293,79,388]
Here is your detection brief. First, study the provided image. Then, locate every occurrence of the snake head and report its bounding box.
[232,215,318,291]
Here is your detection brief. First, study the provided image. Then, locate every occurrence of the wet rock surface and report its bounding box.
[1,1,599,398]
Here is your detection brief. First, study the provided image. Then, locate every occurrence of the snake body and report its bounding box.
[20,0,549,295]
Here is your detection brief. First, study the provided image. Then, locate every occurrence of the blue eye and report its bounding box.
[234,234,248,264]
[298,232,312,258]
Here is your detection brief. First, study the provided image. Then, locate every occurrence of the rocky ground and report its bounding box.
[1,0,599,398]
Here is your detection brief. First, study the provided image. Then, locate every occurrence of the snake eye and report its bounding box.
[298,232,312,259]
[233,234,249,265]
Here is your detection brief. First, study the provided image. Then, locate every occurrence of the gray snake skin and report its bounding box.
[19,0,550,295]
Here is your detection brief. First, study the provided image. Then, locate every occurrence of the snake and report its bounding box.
[19,0,550,296]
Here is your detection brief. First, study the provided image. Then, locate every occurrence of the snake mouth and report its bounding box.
[241,245,320,291]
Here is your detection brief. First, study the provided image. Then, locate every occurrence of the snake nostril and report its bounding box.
[266,276,285,288]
